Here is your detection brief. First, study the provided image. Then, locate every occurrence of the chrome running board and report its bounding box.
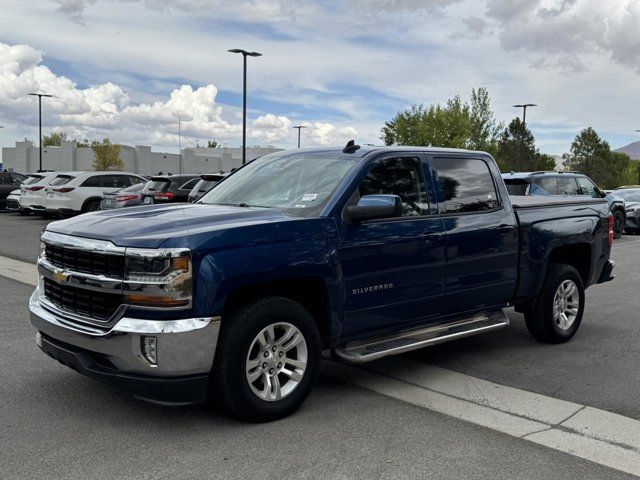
[333,310,509,364]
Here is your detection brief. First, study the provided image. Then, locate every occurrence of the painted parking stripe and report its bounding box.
[0,255,37,287]
[324,361,640,477]
[3,254,640,476]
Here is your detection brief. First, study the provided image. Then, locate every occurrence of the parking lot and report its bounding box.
[1,211,640,479]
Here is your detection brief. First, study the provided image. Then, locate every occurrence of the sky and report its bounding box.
[1,0,640,161]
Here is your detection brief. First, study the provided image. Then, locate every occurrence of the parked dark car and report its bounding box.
[611,187,640,234]
[101,181,148,210]
[0,171,27,209]
[502,171,626,238]
[141,175,200,204]
[188,173,228,203]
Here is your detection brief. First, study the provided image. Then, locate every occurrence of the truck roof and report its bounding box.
[284,145,492,158]
[502,171,582,179]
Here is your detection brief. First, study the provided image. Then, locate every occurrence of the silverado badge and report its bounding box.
[52,269,70,284]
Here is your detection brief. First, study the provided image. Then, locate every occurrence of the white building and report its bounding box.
[1,141,281,174]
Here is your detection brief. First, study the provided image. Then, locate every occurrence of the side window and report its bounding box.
[534,177,559,195]
[358,157,429,217]
[433,157,499,214]
[180,178,199,190]
[100,175,130,188]
[129,176,145,185]
[576,177,599,197]
[558,177,580,195]
[81,176,101,187]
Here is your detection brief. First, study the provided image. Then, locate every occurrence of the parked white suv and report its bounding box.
[21,172,80,216]
[45,172,147,216]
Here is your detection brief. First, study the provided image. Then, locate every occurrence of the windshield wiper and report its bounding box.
[208,202,272,208]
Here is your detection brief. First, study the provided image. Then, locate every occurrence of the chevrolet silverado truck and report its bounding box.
[29,144,615,422]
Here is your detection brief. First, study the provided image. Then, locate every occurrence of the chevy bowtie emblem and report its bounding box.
[53,269,70,283]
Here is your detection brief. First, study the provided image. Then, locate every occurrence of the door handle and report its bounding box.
[419,230,442,238]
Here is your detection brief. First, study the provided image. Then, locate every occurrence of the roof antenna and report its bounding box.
[342,139,361,154]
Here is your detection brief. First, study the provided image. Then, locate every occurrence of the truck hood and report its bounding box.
[46,203,302,248]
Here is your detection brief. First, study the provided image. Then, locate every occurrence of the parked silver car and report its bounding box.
[100,182,148,210]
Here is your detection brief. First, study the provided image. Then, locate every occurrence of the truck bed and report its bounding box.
[510,195,608,209]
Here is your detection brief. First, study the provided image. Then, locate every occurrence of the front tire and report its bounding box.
[524,264,585,343]
[212,297,321,422]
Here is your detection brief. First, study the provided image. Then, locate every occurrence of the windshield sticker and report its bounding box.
[301,193,318,202]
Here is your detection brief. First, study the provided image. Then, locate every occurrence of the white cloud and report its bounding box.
[0,41,357,150]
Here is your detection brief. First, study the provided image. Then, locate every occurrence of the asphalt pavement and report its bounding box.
[1,211,640,478]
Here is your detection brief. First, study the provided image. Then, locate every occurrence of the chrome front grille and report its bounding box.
[44,243,125,278]
[43,277,123,322]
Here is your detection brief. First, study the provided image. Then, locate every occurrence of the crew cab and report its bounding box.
[29,145,614,422]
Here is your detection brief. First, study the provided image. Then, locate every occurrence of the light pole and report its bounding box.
[178,115,182,175]
[292,125,307,148]
[228,49,262,165]
[28,92,54,172]
[513,103,537,127]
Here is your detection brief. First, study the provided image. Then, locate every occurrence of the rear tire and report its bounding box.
[524,264,585,344]
[613,210,624,239]
[211,296,321,422]
[82,200,101,213]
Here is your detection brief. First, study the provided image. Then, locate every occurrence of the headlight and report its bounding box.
[124,248,192,309]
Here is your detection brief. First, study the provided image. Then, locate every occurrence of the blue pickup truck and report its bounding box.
[29,144,615,421]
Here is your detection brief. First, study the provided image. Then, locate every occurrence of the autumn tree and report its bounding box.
[91,138,124,171]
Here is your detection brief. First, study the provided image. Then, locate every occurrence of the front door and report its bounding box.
[338,155,446,338]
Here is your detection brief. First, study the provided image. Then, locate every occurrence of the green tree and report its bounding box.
[563,128,630,188]
[207,140,219,148]
[91,139,124,171]
[381,87,500,154]
[496,118,555,172]
[42,131,68,147]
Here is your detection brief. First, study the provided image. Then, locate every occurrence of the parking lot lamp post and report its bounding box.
[28,93,54,172]
[513,103,537,128]
[228,49,262,165]
[293,125,306,148]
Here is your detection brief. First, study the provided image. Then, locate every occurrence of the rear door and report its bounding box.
[338,154,446,337]
[431,155,518,315]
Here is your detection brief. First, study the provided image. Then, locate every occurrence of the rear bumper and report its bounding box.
[29,288,220,404]
[597,260,615,284]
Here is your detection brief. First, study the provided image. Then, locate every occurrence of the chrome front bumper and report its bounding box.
[29,288,220,377]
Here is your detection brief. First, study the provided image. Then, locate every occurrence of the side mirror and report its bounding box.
[345,194,403,222]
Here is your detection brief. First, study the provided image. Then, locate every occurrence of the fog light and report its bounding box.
[141,336,157,366]
[36,331,42,348]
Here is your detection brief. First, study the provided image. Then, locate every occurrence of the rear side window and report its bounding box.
[0,173,12,185]
[101,175,130,188]
[129,175,145,185]
[50,175,74,186]
[359,157,429,217]
[81,176,101,187]
[433,157,499,214]
[504,179,529,195]
[533,177,559,195]
[558,177,580,195]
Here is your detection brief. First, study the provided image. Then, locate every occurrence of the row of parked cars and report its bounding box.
[0,170,227,216]
[501,171,634,238]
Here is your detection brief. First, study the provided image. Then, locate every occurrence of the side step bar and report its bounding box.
[333,310,510,364]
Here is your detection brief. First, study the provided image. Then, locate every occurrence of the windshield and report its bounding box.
[199,152,358,214]
[613,189,640,202]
